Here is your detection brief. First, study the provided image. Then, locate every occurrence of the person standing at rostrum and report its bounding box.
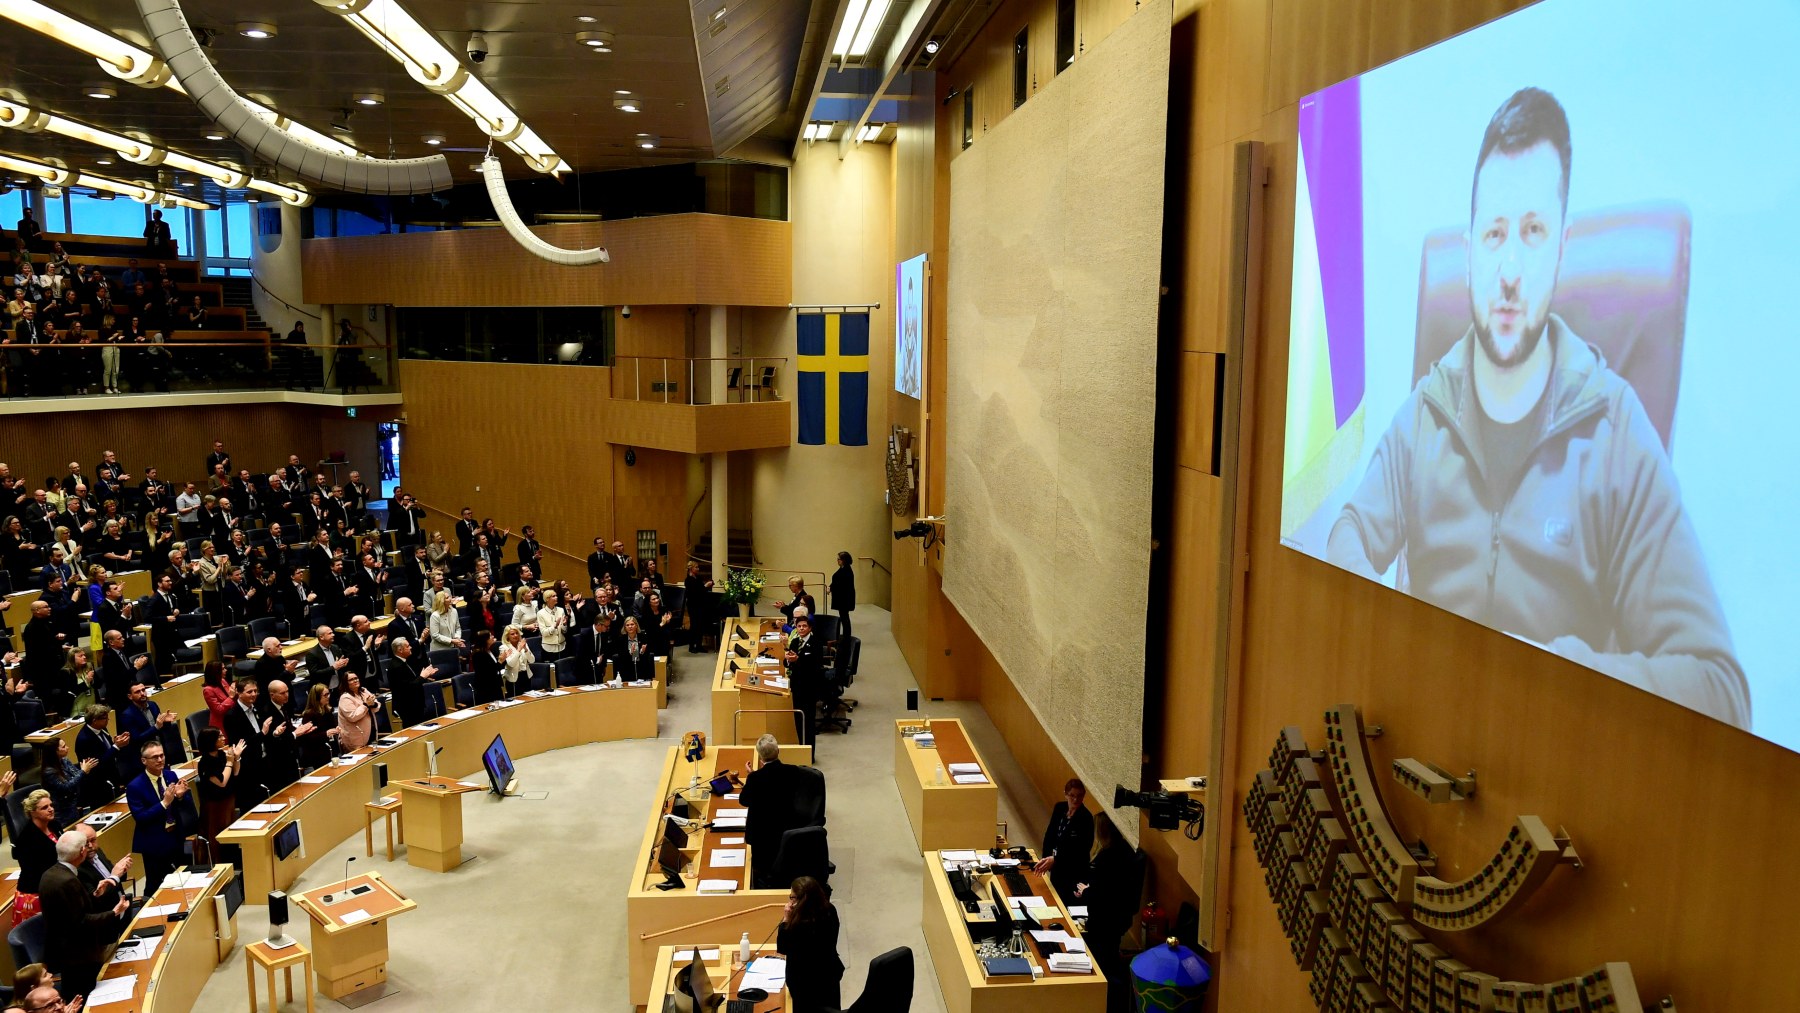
[1033,778,1095,901]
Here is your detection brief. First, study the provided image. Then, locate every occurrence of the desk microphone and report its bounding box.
[323,855,356,905]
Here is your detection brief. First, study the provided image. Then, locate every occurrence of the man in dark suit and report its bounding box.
[610,540,637,585]
[318,557,360,625]
[346,615,385,689]
[41,830,131,1001]
[389,597,427,650]
[254,637,298,694]
[95,580,136,640]
[343,471,372,528]
[223,677,271,806]
[783,617,825,748]
[1034,778,1096,900]
[220,564,253,626]
[22,599,66,680]
[354,552,385,616]
[213,496,242,543]
[205,440,231,481]
[684,561,715,654]
[739,734,827,889]
[587,537,611,590]
[387,637,442,728]
[455,508,479,557]
[99,629,150,710]
[307,626,353,695]
[126,737,195,894]
[146,572,185,673]
[280,455,307,493]
[577,612,614,683]
[75,704,129,809]
[390,493,425,547]
[140,467,173,521]
[258,679,305,790]
[262,522,292,574]
[516,525,543,573]
[402,543,432,603]
[73,823,131,902]
[306,531,335,587]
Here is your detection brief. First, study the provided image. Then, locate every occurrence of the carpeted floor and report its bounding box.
[189,605,1048,1011]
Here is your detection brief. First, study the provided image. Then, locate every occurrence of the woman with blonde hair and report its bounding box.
[499,624,533,698]
[51,525,81,574]
[11,786,59,927]
[537,588,569,661]
[511,584,541,637]
[195,539,224,620]
[779,576,815,622]
[426,530,451,569]
[429,590,464,650]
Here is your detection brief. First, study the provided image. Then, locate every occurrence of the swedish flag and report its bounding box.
[796,312,870,446]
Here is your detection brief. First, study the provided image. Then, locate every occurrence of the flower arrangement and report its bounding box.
[719,566,766,607]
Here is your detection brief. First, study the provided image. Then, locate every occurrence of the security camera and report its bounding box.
[467,32,489,63]
[620,305,632,318]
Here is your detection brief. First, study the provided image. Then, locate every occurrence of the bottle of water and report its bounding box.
[739,931,752,964]
[934,762,945,785]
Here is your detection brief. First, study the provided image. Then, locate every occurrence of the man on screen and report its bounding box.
[1325,87,1749,728]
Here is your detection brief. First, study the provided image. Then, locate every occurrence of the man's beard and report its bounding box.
[1474,311,1548,370]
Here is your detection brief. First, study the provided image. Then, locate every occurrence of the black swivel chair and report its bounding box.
[825,947,914,1013]
[4,785,35,842]
[184,711,211,754]
[770,826,831,892]
[6,914,46,971]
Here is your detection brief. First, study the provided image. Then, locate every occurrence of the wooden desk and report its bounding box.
[247,637,318,661]
[391,775,480,872]
[712,619,797,745]
[626,742,812,1001]
[29,672,207,753]
[294,870,417,999]
[220,683,657,900]
[895,719,1000,851]
[92,863,237,1012]
[645,944,789,1012]
[5,589,39,653]
[921,849,1105,1013]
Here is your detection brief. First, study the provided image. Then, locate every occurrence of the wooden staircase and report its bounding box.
[690,528,756,570]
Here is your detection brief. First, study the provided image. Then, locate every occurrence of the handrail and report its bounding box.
[611,355,788,405]
[250,274,322,324]
[857,555,891,576]
[686,550,828,608]
[409,498,594,570]
[638,902,785,940]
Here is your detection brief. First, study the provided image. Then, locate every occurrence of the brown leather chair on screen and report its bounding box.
[1412,200,1692,453]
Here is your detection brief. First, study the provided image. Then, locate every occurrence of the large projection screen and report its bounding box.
[896,254,925,399]
[944,1,1170,832]
[1280,0,1800,748]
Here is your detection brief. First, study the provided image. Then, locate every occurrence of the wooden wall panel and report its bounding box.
[396,360,689,588]
[0,406,384,500]
[303,214,791,308]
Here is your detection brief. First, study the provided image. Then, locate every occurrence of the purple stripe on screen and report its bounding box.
[1298,77,1366,428]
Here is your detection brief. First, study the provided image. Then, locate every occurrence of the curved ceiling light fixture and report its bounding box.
[134,0,451,194]
[0,0,177,90]
[479,155,608,266]
[0,150,207,207]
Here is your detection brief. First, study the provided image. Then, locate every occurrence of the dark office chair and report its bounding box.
[553,655,589,687]
[824,947,914,1013]
[452,673,476,708]
[216,623,250,662]
[428,649,462,679]
[157,722,188,765]
[528,663,553,693]
[248,616,287,644]
[4,785,35,843]
[770,826,831,891]
[184,711,211,754]
[171,611,211,673]
[12,699,46,741]
[7,914,46,971]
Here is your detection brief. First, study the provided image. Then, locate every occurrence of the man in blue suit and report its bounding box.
[125,739,195,894]
[117,681,180,779]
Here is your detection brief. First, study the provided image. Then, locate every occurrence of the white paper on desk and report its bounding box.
[765,676,790,689]
[547,689,570,696]
[3,869,17,881]
[443,709,479,720]
[109,936,160,963]
[167,673,200,684]
[139,903,180,918]
[723,793,740,800]
[1066,905,1089,917]
[297,775,330,785]
[741,956,787,993]
[163,869,216,889]
[673,948,721,962]
[708,849,746,868]
[341,908,372,925]
[719,836,745,845]
[940,849,981,862]
[1030,930,1086,951]
[1006,895,1047,909]
[948,762,982,774]
[952,773,989,785]
[227,818,268,831]
[182,635,215,648]
[86,974,136,1006]
[250,802,286,813]
[696,879,738,894]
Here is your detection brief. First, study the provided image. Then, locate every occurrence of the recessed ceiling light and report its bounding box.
[634,133,659,149]
[576,14,597,22]
[576,30,614,51]
[204,132,226,141]
[421,133,445,146]
[178,181,193,188]
[86,85,117,100]
[615,89,631,95]
[236,22,277,39]
[613,95,641,113]
[923,37,942,55]
[95,158,113,166]
[712,6,728,21]
[354,92,384,106]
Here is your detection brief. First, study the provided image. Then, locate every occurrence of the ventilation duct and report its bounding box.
[480,155,609,266]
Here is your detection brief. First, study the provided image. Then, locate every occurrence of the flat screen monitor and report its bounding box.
[988,880,1014,937]
[895,253,927,399]
[273,821,302,861]
[1276,0,1798,748]
[657,834,685,878]
[662,814,687,848]
[481,734,515,796]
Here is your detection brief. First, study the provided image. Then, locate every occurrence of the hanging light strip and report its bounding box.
[0,0,177,88]
[313,0,562,173]
[0,149,212,206]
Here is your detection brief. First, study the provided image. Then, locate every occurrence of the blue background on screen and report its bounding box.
[1285,0,1800,749]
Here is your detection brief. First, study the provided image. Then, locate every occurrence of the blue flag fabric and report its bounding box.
[796,312,870,446]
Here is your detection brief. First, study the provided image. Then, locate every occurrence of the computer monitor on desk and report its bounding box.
[989,881,1014,940]
[655,834,687,890]
[482,734,517,797]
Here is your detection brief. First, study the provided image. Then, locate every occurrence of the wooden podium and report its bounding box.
[392,774,483,872]
[294,871,418,1000]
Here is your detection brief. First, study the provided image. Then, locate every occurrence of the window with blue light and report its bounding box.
[68,194,146,238]
[37,191,68,233]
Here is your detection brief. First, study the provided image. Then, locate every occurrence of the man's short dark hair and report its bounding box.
[1472,87,1572,221]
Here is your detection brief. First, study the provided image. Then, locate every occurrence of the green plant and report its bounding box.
[719,566,766,606]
